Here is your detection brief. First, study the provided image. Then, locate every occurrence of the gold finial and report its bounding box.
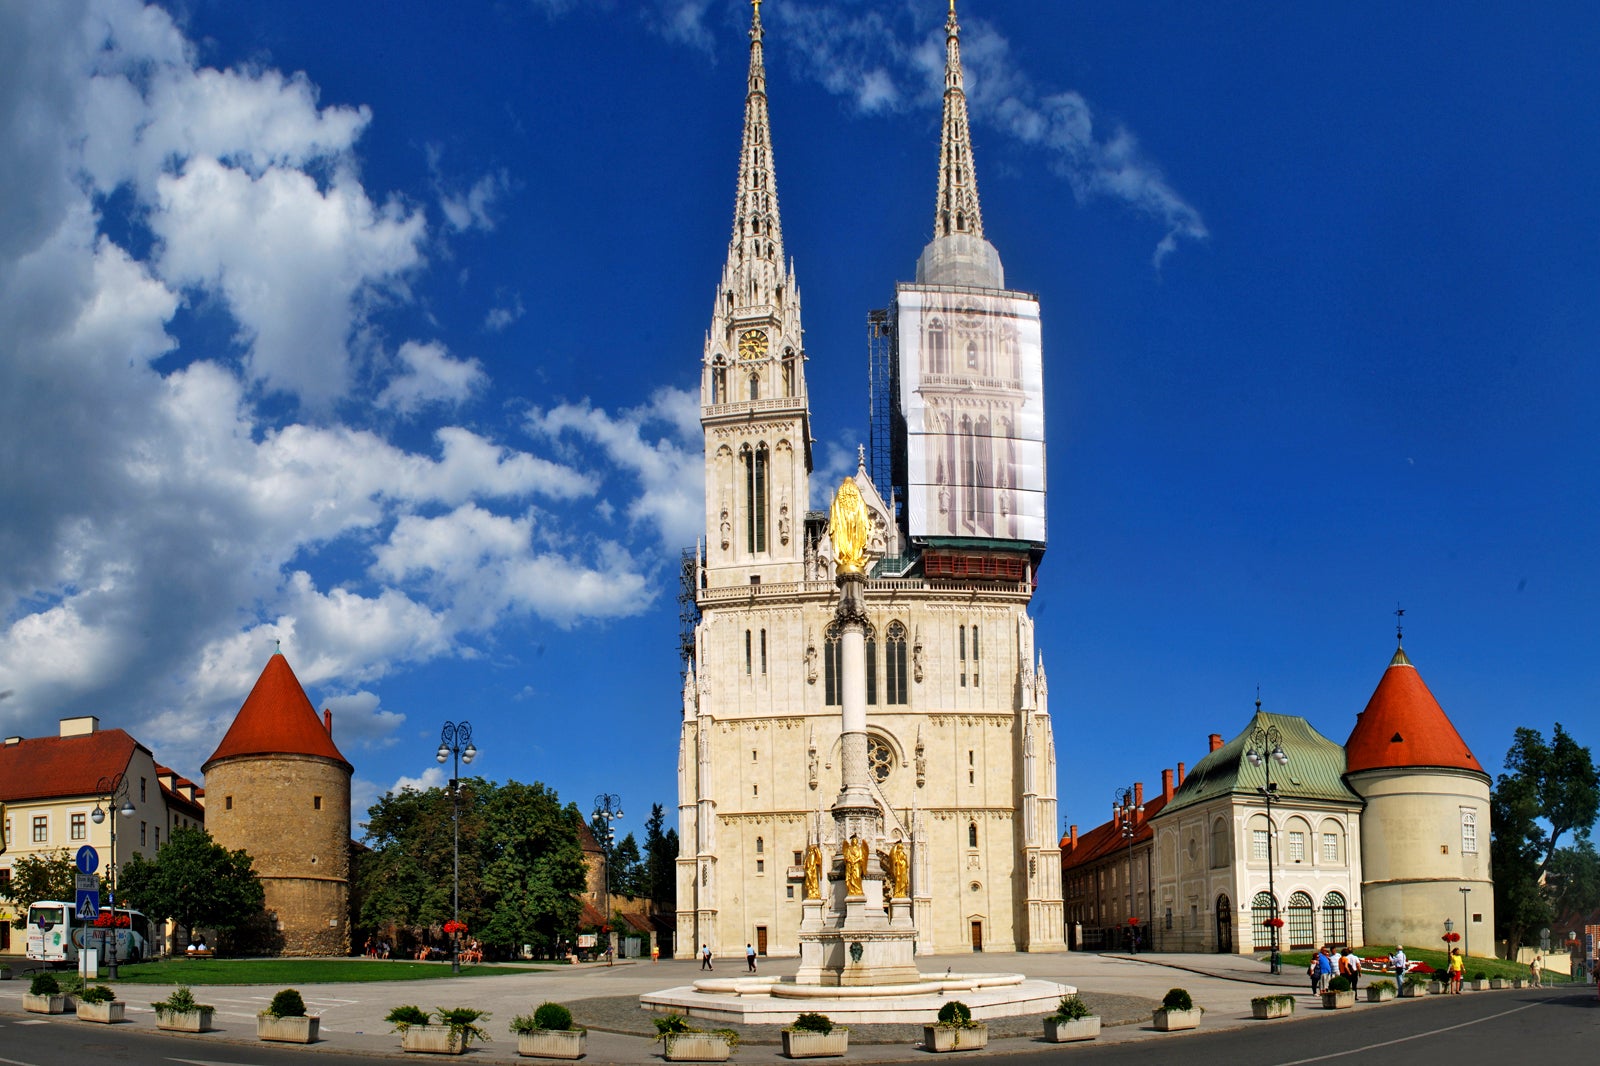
[829,477,871,575]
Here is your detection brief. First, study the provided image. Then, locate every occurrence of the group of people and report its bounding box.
[1307,945,1366,993]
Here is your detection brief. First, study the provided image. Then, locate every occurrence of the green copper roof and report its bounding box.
[1158,709,1363,817]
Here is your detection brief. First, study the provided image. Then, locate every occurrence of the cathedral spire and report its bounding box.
[934,0,984,241]
[730,0,784,278]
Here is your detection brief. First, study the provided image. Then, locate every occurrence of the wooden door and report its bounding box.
[970,920,983,952]
[756,926,767,956]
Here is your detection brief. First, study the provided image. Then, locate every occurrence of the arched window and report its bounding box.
[711,357,727,404]
[742,444,768,553]
[755,837,764,854]
[1251,892,1276,951]
[783,349,796,396]
[824,623,842,706]
[928,318,947,374]
[867,735,893,782]
[1209,817,1229,869]
[968,822,978,848]
[749,373,760,401]
[1323,891,1348,948]
[1286,891,1314,950]
[885,621,908,704]
[864,625,878,706]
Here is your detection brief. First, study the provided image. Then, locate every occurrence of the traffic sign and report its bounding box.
[76,889,100,920]
[75,871,97,894]
[76,845,99,875]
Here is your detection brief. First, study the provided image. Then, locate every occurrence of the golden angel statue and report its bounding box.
[829,477,871,575]
[842,834,868,896]
[888,840,910,899]
[802,843,823,900]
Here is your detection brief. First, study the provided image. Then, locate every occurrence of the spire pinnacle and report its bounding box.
[729,0,783,276]
[934,0,984,240]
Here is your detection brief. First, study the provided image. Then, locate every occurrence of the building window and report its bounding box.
[867,735,893,782]
[958,623,980,686]
[1251,892,1276,950]
[1461,808,1478,854]
[1286,891,1314,950]
[885,621,908,704]
[32,816,48,843]
[1252,829,1269,860]
[742,444,768,553]
[1323,891,1348,947]
[1209,818,1229,868]
[760,629,767,674]
[71,813,87,841]
[154,827,160,849]
[793,851,802,865]
[140,777,147,802]
[824,624,842,706]
[745,629,753,675]
[756,859,765,873]
[1323,833,1339,863]
[756,837,764,853]
[140,821,147,846]
[1288,831,1305,862]
[865,626,878,705]
[711,356,727,404]
[968,822,978,848]
[314,796,322,811]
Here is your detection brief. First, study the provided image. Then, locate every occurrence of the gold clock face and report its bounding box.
[738,329,768,360]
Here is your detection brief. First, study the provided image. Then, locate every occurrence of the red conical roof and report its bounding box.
[204,653,351,772]
[1345,646,1483,775]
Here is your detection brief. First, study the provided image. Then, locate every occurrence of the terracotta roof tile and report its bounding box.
[0,729,141,802]
[203,653,351,772]
[1060,792,1169,873]
[1345,647,1484,775]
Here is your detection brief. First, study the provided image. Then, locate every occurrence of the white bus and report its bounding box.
[25,902,151,964]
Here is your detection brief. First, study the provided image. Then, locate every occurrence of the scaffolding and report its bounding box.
[678,546,700,684]
[866,307,895,501]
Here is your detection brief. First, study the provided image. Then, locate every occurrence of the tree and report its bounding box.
[0,849,76,927]
[476,781,587,954]
[643,803,678,909]
[1491,724,1600,953]
[610,833,644,899]
[116,827,265,938]
[1549,839,1600,920]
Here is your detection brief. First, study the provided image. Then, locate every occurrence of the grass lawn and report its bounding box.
[110,957,548,985]
[1276,945,1571,983]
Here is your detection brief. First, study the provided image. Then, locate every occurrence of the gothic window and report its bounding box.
[756,837,764,853]
[1286,891,1314,950]
[865,625,878,706]
[711,357,727,404]
[867,735,893,782]
[885,621,908,704]
[958,623,980,687]
[966,340,978,369]
[968,821,978,848]
[742,444,768,553]
[960,416,976,524]
[760,629,767,674]
[959,624,967,687]
[745,629,752,675]
[783,349,796,396]
[749,373,760,401]
[1461,808,1478,854]
[928,318,947,375]
[824,623,842,706]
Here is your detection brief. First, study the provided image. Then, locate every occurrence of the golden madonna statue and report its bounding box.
[888,840,910,899]
[802,843,823,900]
[842,834,868,896]
[829,477,871,575]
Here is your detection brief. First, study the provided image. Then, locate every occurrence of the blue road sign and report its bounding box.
[76,845,99,875]
[76,889,100,920]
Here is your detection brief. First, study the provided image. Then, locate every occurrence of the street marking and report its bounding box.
[1274,1000,1554,1065]
[1,1056,47,1066]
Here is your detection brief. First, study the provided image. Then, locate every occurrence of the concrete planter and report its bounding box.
[1468,979,1488,991]
[1490,977,1509,990]
[1427,981,1446,995]
[258,1014,320,1043]
[156,1007,216,1032]
[923,1024,988,1052]
[1320,991,1356,1010]
[23,993,68,1014]
[1400,983,1427,998]
[1152,1008,1203,1031]
[1366,986,1396,1003]
[517,1028,587,1059]
[401,1025,467,1055]
[0,966,13,980]
[1043,1016,1101,1041]
[1251,999,1294,1019]
[76,1000,126,1024]
[1512,978,1528,989]
[782,1028,849,1057]
[662,1032,733,1061]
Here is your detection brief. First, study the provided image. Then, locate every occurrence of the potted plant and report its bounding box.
[0,962,12,980]
[57,972,84,1010]
[259,988,320,1043]
[76,984,126,1024]
[1366,979,1397,1003]
[1489,974,1509,989]
[924,1000,987,1052]
[1320,975,1356,1009]
[1044,995,1100,1041]
[1251,994,1295,1019]
[1153,988,1203,1031]
[1468,971,1489,991]
[1427,976,1446,995]
[389,1005,490,1055]
[24,972,67,1014]
[154,985,216,1032]
[655,1013,740,1061]
[782,1011,848,1058]
[510,1002,586,1060]
[1401,973,1430,998]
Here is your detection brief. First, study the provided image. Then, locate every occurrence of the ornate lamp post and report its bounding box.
[1113,787,1144,951]
[1246,715,1289,974]
[1459,887,1471,960]
[436,721,476,974]
[591,794,624,961]
[90,773,136,979]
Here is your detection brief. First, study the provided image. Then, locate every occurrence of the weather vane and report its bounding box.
[1395,605,1405,644]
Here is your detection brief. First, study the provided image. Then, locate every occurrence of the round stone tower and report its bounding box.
[1345,642,1494,954]
[203,652,353,955]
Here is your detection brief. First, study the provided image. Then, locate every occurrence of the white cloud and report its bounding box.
[390,766,447,794]
[438,169,512,233]
[484,293,525,332]
[377,340,487,414]
[321,690,407,749]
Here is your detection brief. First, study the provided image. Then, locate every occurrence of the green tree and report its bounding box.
[1549,839,1600,919]
[610,833,644,899]
[0,849,77,927]
[1491,724,1600,953]
[116,827,265,938]
[643,803,678,909]
[476,781,586,954]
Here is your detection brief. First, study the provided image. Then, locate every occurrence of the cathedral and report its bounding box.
[676,1,1064,959]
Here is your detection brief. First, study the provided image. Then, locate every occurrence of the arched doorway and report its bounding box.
[1251,892,1276,951]
[1322,892,1348,948]
[1215,894,1233,953]
[1287,891,1314,950]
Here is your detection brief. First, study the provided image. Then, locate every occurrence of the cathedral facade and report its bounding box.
[676,2,1064,960]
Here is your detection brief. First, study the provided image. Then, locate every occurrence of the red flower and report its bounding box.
[1128,917,1140,926]
[443,919,468,935]
[1265,918,1285,928]
[1442,932,1460,943]
[93,913,130,928]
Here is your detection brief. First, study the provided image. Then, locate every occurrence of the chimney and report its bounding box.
[1177,761,1187,785]
[60,716,100,737]
[4,736,20,746]
[1209,733,1224,752]
[1162,768,1174,800]
[1070,825,1078,850]
[324,708,334,735]
[1134,782,1144,808]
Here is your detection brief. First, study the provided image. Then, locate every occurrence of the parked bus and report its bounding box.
[25,902,151,964]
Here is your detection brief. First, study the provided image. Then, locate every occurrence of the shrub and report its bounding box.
[153,986,213,1014]
[791,1011,834,1034]
[1327,976,1352,993]
[1404,972,1430,987]
[29,973,61,996]
[533,1002,574,1031]
[58,974,84,996]
[1161,988,1194,1012]
[654,1013,694,1037]
[1369,980,1396,993]
[386,1004,432,1032]
[435,1007,491,1046]
[266,988,307,1018]
[79,985,117,1005]
[1251,994,1294,1009]
[1052,995,1092,1021]
[1471,971,1487,982]
[937,1000,974,1027]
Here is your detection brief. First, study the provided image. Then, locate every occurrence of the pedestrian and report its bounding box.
[651,943,660,962]
[1448,948,1464,993]
[1530,954,1543,987]
[1309,951,1324,995]
[701,944,713,971]
[1340,947,1361,991]
[1318,946,1336,993]
[746,943,757,973]
[1390,945,1408,983]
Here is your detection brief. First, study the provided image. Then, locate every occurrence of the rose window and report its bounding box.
[867,736,893,782]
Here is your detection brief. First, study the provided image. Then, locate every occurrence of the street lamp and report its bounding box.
[591,794,624,962]
[436,721,476,974]
[1246,713,1289,975]
[1113,787,1144,951]
[90,774,136,979]
[1459,887,1471,961]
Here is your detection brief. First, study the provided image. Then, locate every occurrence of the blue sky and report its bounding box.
[1,0,1596,847]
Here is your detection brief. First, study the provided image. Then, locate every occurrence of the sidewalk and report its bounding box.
[0,950,1409,1062]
